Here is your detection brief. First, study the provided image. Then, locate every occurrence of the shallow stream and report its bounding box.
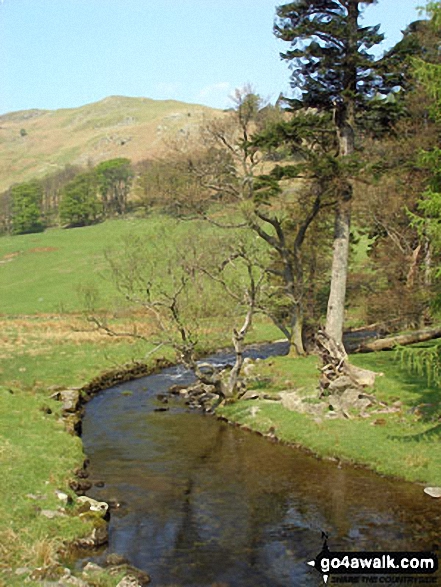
[81,344,441,586]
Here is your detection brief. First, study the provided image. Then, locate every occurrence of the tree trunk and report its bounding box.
[352,327,441,353]
[289,304,305,356]
[325,1,358,346]
[325,99,354,346]
[325,199,351,346]
[227,306,254,397]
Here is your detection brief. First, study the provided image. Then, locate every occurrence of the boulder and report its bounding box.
[59,389,81,413]
[328,376,354,393]
[77,495,109,517]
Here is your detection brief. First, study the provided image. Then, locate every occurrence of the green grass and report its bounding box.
[0,328,178,586]
[0,216,251,315]
[220,349,441,485]
[0,386,90,585]
[2,215,441,582]
[0,215,279,582]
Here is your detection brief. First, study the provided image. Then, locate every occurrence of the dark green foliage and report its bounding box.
[11,181,45,235]
[59,171,101,227]
[274,0,404,137]
[274,0,384,110]
[95,158,133,216]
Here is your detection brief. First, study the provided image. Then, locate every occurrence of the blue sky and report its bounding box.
[0,0,424,115]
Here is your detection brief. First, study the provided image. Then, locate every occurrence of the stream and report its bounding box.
[81,343,441,586]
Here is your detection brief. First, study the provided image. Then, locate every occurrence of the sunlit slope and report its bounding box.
[0,95,218,192]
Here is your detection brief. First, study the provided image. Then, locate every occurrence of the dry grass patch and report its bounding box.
[0,314,157,359]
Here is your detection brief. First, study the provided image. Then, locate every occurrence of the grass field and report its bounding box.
[0,215,259,315]
[1,216,440,584]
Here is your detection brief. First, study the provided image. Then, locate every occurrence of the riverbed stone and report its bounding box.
[116,577,143,587]
[77,495,109,517]
[63,413,82,435]
[73,519,108,548]
[69,478,92,494]
[424,486,441,498]
[105,553,130,566]
[240,390,261,401]
[82,562,103,574]
[108,564,151,585]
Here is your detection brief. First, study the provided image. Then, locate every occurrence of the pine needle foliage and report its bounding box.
[396,342,441,387]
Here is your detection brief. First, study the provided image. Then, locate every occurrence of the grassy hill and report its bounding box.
[0,95,219,192]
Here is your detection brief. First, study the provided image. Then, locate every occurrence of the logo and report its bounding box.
[307,533,438,584]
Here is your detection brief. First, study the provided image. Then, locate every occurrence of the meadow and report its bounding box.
[1,216,440,585]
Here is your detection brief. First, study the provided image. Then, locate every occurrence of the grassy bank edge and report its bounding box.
[3,336,441,585]
[217,351,441,488]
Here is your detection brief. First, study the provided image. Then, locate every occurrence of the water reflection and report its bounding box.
[81,354,441,586]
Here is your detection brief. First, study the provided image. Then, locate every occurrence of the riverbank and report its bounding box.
[219,349,441,486]
[0,314,279,586]
[0,341,171,586]
[2,325,441,585]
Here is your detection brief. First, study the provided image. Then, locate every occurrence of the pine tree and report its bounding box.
[275,0,386,345]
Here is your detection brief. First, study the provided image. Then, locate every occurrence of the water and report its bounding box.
[81,345,441,586]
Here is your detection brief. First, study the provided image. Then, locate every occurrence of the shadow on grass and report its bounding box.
[388,423,441,443]
[350,344,441,424]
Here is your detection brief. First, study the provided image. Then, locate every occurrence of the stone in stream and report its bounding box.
[77,495,109,517]
[105,553,130,566]
[424,487,441,498]
[69,478,92,494]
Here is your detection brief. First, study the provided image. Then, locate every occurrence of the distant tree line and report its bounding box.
[0,157,134,234]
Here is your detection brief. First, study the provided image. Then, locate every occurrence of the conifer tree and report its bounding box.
[275,0,386,345]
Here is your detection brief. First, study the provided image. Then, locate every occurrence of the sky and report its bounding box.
[0,0,424,116]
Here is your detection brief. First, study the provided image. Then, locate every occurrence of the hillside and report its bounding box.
[0,96,219,192]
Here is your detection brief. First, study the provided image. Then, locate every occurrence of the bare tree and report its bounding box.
[82,228,267,401]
